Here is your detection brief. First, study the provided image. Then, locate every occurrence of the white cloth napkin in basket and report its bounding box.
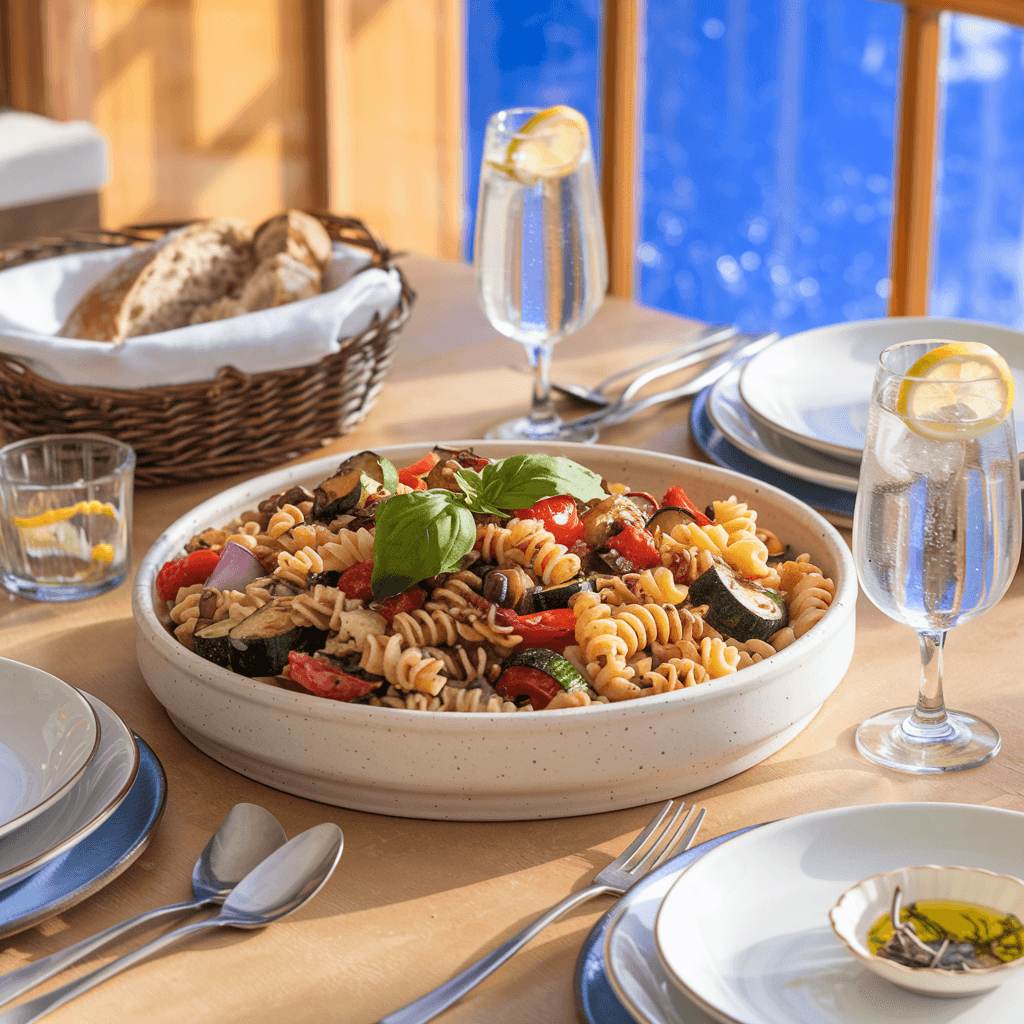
[0,242,403,389]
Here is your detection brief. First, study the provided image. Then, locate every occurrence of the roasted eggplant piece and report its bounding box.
[193,619,236,668]
[311,451,387,523]
[424,447,492,491]
[688,562,788,643]
[227,598,326,677]
[646,506,700,539]
[530,576,595,611]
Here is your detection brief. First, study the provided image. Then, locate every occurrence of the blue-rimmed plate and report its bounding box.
[0,735,166,938]
[576,826,759,1024]
[691,385,855,528]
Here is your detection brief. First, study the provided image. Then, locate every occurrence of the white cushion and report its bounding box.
[0,110,109,210]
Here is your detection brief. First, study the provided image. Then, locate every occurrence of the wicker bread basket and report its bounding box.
[0,213,414,486]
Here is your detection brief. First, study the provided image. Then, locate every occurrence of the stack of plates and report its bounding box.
[0,657,166,938]
[690,317,1024,528]
[577,803,1024,1024]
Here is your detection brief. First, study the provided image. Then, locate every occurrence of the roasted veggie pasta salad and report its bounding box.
[157,447,836,712]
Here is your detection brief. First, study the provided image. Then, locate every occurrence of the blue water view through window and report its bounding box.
[465,2,1024,333]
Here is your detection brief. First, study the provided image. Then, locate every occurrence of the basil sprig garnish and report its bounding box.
[370,454,605,598]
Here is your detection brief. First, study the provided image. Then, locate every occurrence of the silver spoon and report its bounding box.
[0,803,287,1008]
[0,821,343,1024]
[546,323,737,406]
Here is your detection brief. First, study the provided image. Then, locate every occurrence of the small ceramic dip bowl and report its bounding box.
[830,865,1024,997]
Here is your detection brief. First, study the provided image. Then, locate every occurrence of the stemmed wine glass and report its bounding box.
[473,106,608,442]
[852,340,1022,772]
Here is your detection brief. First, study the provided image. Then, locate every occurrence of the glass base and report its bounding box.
[856,706,1000,774]
[2,570,127,602]
[485,414,599,444]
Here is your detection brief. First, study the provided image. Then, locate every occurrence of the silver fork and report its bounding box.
[375,800,705,1024]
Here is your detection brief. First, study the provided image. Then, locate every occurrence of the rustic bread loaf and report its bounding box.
[58,211,335,340]
[253,210,332,272]
[189,212,330,325]
[58,219,254,343]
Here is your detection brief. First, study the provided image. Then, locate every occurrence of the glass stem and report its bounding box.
[905,629,954,740]
[527,343,558,428]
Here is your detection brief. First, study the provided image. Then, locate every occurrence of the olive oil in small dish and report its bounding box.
[830,864,1024,997]
[869,887,1024,971]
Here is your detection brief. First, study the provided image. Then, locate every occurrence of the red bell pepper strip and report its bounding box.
[287,652,377,702]
[660,485,713,527]
[606,524,661,571]
[513,495,584,547]
[495,667,561,710]
[156,549,222,601]
[491,606,577,652]
[337,560,374,601]
[397,452,439,490]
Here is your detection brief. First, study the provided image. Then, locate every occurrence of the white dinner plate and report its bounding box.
[0,690,138,895]
[707,363,860,493]
[654,802,1024,1024]
[738,318,1024,463]
[0,659,100,841]
[605,868,719,1024]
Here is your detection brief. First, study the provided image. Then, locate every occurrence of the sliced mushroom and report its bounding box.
[580,495,647,548]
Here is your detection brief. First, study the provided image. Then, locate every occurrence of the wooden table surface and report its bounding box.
[2,253,1023,1024]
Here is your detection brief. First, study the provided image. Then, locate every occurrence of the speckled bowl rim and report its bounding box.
[133,440,858,724]
[830,863,1024,981]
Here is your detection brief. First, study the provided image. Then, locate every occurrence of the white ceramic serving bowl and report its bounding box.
[133,441,857,820]
[830,864,1024,997]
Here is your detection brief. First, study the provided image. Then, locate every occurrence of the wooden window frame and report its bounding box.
[601,0,1024,314]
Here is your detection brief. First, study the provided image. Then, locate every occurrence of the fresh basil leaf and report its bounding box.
[370,490,477,599]
[453,469,506,516]
[452,467,484,502]
[480,454,605,509]
[379,457,399,495]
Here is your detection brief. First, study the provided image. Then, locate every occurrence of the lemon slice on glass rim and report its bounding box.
[501,105,590,185]
[896,341,1015,441]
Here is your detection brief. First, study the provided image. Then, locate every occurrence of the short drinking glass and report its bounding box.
[0,434,135,601]
[852,340,1021,772]
[474,106,608,442]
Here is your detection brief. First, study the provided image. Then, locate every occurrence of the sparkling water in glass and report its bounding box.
[475,107,607,442]
[852,340,1021,772]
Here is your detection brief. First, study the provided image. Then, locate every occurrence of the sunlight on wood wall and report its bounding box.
[321,0,463,258]
[90,0,317,229]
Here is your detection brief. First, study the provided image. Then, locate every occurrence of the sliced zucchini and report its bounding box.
[226,598,327,677]
[687,562,788,643]
[499,648,588,693]
[193,619,236,668]
[530,576,595,612]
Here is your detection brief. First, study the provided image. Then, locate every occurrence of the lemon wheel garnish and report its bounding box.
[896,341,1015,441]
[504,105,589,185]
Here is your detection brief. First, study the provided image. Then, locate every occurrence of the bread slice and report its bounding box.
[189,212,329,325]
[253,211,332,273]
[59,219,253,342]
